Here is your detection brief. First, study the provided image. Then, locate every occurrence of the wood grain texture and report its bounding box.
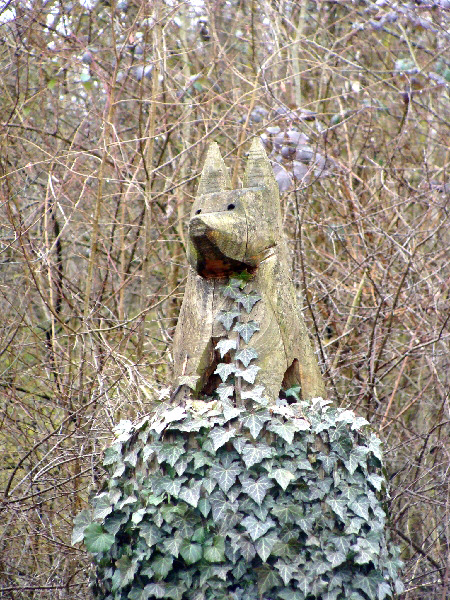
[173,139,325,402]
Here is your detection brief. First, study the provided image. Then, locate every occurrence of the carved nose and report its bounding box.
[189,216,209,238]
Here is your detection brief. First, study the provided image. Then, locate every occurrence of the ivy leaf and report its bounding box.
[274,559,298,585]
[163,477,184,497]
[367,434,383,460]
[336,409,358,424]
[111,461,125,478]
[345,517,365,535]
[209,492,236,522]
[131,508,146,524]
[231,436,247,454]
[180,541,203,565]
[298,514,315,534]
[325,548,347,568]
[235,292,261,313]
[139,522,162,547]
[214,363,237,382]
[92,493,113,521]
[338,482,360,503]
[217,310,240,331]
[237,365,260,384]
[128,585,147,600]
[211,460,242,493]
[112,555,137,589]
[202,478,217,494]
[235,347,258,367]
[141,583,166,599]
[241,443,274,468]
[116,493,138,510]
[255,532,278,562]
[209,565,231,581]
[179,480,202,508]
[285,386,301,401]
[104,512,127,536]
[271,404,294,420]
[113,419,133,442]
[296,572,315,596]
[215,338,237,358]
[354,572,385,600]
[240,474,273,505]
[378,581,393,600]
[151,555,173,579]
[164,584,186,600]
[124,448,138,467]
[270,468,296,491]
[102,443,122,466]
[216,383,234,402]
[209,426,235,451]
[233,321,260,343]
[174,459,188,476]
[231,533,256,561]
[256,565,282,595]
[157,444,185,467]
[83,523,115,553]
[329,534,351,555]
[163,406,187,423]
[271,503,304,524]
[323,588,342,600]
[241,515,275,541]
[354,545,376,565]
[193,451,213,470]
[241,411,270,439]
[316,452,336,475]
[329,420,351,443]
[72,509,92,545]
[349,495,370,521]
[278,590,304,600]
[143,442,160,462]
[222,278,243,299]
[325,497,348,521]
[241,385,268,405]
[344,447,370,475]
[367,473,385,492]
[203,536,225,563]
[222,403,242,422]
[267,419,297,444]
[197,497,211,518]
[350,415,370,430]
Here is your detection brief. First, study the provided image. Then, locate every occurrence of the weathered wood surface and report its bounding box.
[173,139,325,402]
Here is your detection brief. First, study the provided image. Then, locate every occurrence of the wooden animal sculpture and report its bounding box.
[173,139,325,403]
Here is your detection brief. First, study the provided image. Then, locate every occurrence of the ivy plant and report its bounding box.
[74,277,403,600]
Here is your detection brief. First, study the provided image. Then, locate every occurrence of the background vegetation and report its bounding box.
[0,0,448,598]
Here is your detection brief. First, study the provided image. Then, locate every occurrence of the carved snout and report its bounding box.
[189,216,210,239]
[188,213,250,279]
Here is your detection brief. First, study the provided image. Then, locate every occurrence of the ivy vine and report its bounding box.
[74,276,403,600]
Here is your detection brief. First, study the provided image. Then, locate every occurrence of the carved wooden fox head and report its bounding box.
[188,139,282,279]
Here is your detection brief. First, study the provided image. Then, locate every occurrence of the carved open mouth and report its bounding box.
[190,224,253,279]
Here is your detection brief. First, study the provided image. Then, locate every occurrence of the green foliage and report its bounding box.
[75,281,403,599]
[75,395,403,600]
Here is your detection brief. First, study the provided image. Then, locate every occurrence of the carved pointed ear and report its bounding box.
[197,142,231,196]
[243,137,277,190]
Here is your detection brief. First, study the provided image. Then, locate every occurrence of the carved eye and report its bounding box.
[227,203,235,210]
[195,209,201,215]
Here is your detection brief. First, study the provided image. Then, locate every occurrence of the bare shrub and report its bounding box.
[0,1,448,598]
